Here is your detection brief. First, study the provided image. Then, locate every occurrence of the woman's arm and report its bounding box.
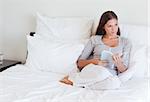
[114,38,132,73]
[116,39,132,73]
[77,59,107,71]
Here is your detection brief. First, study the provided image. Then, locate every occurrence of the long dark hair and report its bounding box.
[95,11,120,36]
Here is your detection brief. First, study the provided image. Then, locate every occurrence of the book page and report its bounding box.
[100,50,113,62]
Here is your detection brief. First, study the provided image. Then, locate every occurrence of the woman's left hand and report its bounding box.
[112,53,123,66]
[112,53,127,73]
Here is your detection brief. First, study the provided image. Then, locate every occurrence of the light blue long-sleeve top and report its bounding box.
[78,35,132,75]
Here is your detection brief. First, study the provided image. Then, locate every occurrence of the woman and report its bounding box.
[60,11,131,89]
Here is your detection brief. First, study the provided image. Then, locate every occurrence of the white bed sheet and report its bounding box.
[0,65,149,102]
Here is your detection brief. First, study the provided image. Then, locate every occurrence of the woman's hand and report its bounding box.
[112,54,123,65]
[112,54,127,73]
[90,58,108,66]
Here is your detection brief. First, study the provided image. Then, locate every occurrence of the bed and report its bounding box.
[0,65,149,102]
[0,13,149,102]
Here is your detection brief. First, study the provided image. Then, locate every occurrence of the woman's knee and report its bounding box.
[108,76,121,89]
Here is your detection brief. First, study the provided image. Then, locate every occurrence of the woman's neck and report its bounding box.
[103,34,118,40]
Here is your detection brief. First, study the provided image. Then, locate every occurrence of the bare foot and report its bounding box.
[59,76,73,85]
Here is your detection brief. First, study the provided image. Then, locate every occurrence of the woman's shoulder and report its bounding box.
[89,35,102,44]
[88,35,102,45]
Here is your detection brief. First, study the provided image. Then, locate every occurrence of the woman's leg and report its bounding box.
[87,76,121,90]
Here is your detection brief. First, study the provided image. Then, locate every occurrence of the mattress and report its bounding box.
[0,64,149,102]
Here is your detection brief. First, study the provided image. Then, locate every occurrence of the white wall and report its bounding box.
[0,0,3,52]
[1,0,148,62]
[148,0,150,47]
[149,0,150,26]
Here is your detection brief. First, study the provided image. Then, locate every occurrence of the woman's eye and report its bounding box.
[108,25,112,27]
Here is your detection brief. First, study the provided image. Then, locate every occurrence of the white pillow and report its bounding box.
[130,45,147,77]
[118,44,147,82]
[25,35,84,74]
[120,24,148,46]
[36,13,93,42]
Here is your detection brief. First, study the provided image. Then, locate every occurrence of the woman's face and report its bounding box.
[104,18,118,36]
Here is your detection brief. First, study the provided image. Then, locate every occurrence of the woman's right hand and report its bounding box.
[90,59,108,66]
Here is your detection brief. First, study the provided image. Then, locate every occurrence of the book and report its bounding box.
[100,50,114,62]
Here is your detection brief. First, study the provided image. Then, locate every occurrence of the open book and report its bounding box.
[100,50,114,62]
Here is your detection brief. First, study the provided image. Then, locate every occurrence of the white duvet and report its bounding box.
[0,64,149,102]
